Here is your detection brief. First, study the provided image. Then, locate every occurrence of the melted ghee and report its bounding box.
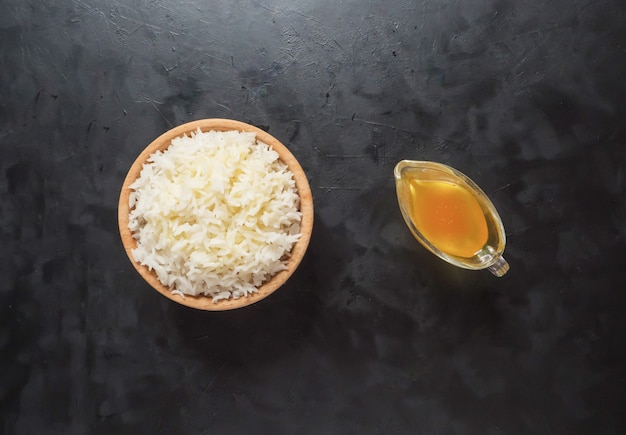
[394,160,509,276]
[408,178,488,258]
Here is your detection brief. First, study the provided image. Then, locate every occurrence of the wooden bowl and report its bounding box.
[118,119,314,310]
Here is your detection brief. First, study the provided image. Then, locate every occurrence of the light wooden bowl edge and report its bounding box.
[118,119,314,311]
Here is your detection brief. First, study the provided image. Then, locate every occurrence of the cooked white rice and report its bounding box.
[127,128,302,302]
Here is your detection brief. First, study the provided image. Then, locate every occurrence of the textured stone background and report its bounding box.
[1,0,625,433]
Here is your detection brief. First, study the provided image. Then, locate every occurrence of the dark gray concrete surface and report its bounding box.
[2,0,625,433]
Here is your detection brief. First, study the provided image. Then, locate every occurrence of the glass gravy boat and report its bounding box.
[394,160,509,277]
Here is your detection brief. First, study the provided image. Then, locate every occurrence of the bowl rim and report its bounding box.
[118,118,314,311]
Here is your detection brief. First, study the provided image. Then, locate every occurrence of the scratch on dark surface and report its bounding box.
[578,0,596,14]
[255,3,278,15]
[490,10,499,23]
[72,0,95,13]
[511,24,560,40]
[265,6,343,54]
[516,36,549,68]
[433,135,462,150]
[214,101,233,114]
[282,25,301,40]
[203,53,232,67]
[287,9,322,25]
[321,83,334,108]
[136,97,163,105]
[434,139,451,153]
[74,0,112,33]
[119,14,167,33]
[497,41,521,64]
[324,154,370,159]
[491,24,560,52]
[279,47,296,62]
[506,227,531,236]
[162,64,178,73]
[201,366,224,395]
[318,186,362,191]
[127,24,146,36]
[20,35,33,67]
[494,182,512,191]
[371,127,385,165]
[136,98,171,127]
[352,117,414,135]
[151,102,173,128]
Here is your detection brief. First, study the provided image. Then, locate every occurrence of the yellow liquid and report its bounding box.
[407,178,488,258]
